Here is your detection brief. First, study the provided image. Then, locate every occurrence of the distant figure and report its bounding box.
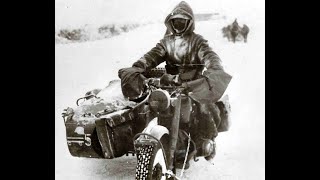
[230,19,241,43]
[241,24,250,43]
[222,25,232,41]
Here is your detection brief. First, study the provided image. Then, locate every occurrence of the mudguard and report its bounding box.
[140,118,169,141]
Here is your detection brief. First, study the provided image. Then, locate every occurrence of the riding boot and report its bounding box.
[194,103,219,163]
[204,140,216,165]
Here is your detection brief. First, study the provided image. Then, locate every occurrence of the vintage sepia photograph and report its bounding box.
[55,0,265,179]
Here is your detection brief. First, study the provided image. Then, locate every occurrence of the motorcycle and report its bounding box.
[62,68,231,179]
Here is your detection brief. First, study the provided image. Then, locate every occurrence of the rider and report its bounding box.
[119,1,232,164]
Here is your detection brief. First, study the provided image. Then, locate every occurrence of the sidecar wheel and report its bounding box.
[135,145,167,180]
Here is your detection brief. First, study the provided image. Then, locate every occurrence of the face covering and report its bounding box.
[172,18,188,33]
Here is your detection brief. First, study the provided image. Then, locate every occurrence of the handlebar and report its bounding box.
[153,85,182,89]
[76,94,97,106]
[146,79,184,90]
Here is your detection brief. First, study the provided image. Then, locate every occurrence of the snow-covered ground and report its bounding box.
[56,0,265,179]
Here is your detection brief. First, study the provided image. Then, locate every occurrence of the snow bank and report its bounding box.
[55,23,144,44]
[55,0,171,43]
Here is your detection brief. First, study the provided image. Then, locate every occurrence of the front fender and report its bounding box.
[141,118,169,140]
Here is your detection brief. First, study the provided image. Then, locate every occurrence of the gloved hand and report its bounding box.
[118,66,145,79]
[118,66,147,100]
[160,73,180,86]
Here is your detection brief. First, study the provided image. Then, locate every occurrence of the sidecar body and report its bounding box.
[62,80,150,159]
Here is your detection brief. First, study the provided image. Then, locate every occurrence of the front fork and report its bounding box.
[167,95,181,171]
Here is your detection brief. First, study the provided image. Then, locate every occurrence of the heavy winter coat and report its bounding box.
[132,1,232,103]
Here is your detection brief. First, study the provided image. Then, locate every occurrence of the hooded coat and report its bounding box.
[132,1,232,103]
[118,2,232,153]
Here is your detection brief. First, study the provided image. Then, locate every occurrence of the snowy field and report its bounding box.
[55,0,265,179]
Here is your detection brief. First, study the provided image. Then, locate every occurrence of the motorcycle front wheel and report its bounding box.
[135,143,167,180]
